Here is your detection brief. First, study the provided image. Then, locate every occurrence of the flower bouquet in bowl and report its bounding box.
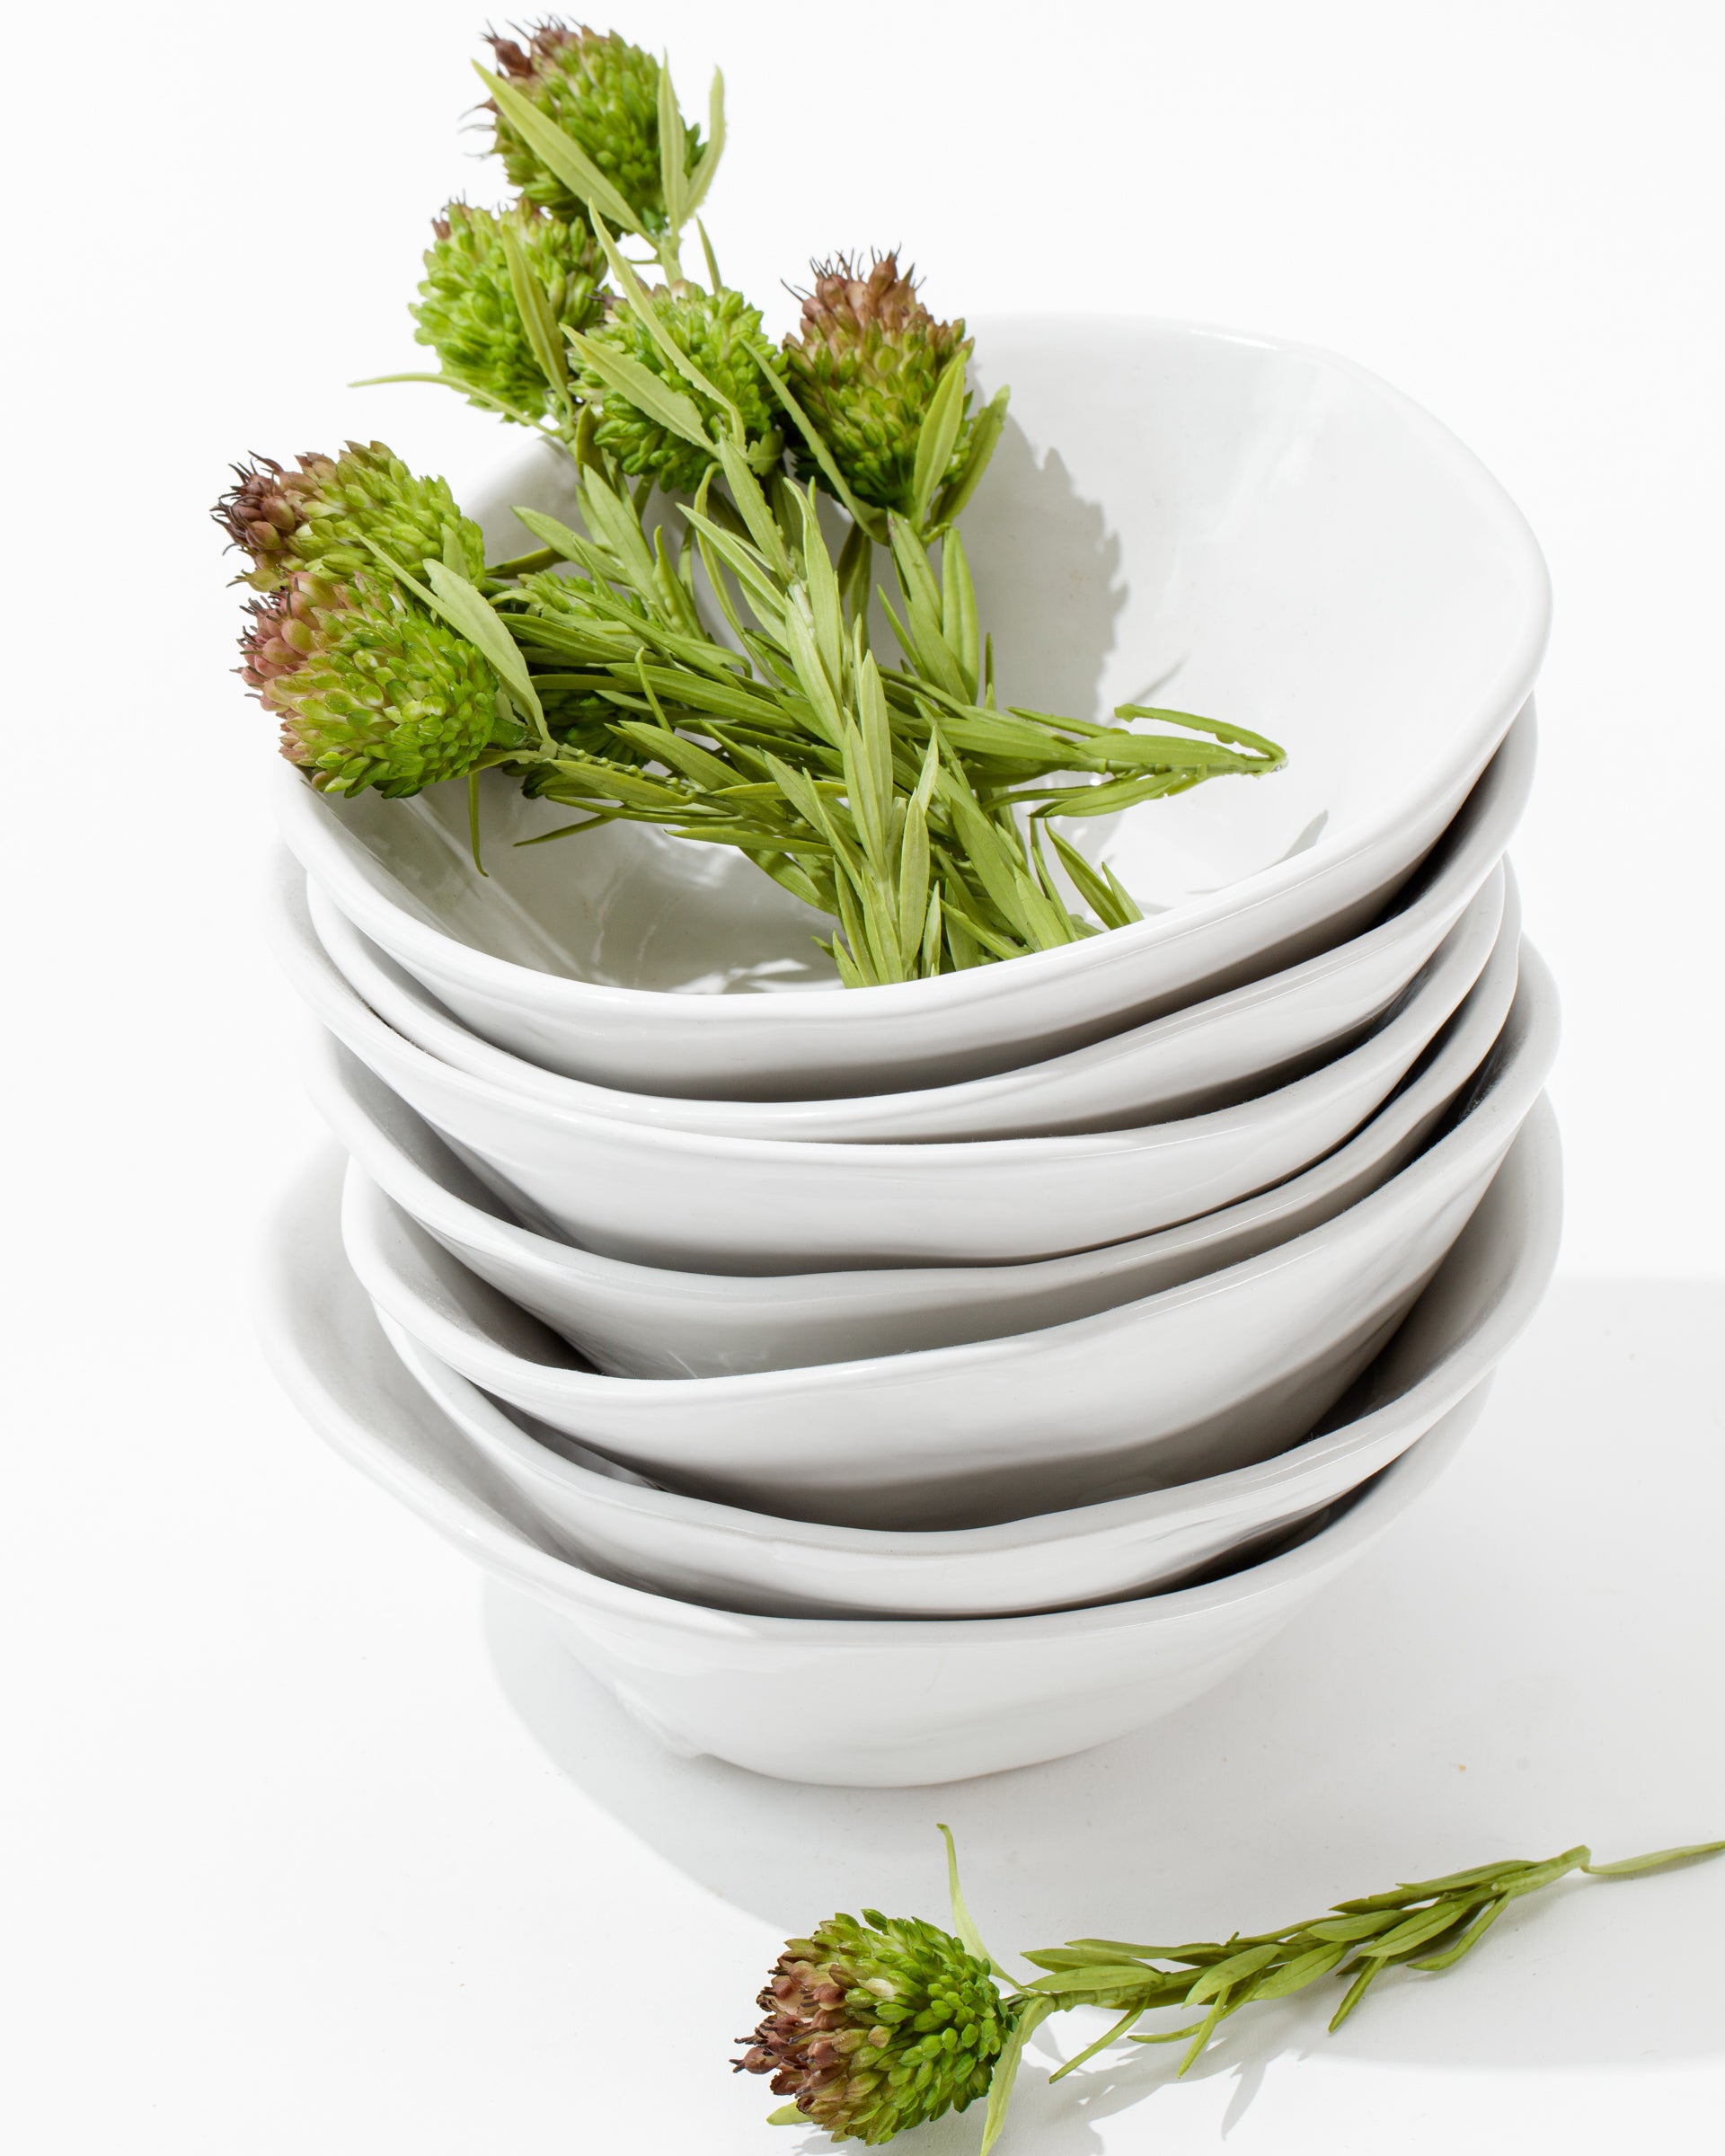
[218,21,1287,991]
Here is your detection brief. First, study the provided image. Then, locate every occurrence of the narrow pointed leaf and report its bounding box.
[683,67,727,218]
[567,329,712,452]
[911,351,969,529]
[933,384,1010,526]
[497,216,569,398]
[475,66,637,228]
[1583,1842,1725,1878]
[655,55,687,241]
[978,1999,1056,2156]
[419,561,544,724]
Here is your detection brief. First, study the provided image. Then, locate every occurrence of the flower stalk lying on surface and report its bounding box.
[217,18,1288,981]
[734,1827,1723,2148]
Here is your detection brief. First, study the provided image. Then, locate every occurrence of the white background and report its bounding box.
[4,3,1721,2151]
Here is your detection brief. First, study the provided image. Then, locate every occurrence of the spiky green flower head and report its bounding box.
[733,1911,1007,2146]
[484,22,698,231]
[242,570,504,798]
[576,285,783,494]
[216,443,485,594]
[784,253,973,517]
[413,200,606,421]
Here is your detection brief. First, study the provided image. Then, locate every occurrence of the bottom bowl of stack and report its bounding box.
[258,1099,1559,1784]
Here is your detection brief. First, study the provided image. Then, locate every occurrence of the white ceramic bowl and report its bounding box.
[270,860,1505,1273]
[276,315,1550,1100]
[259,1144,1529,1782]
[339,957,1556,1530]
[305,715,1533,1144]
[385,1093,1554,1608]
[303,906,1530,1378]
[389,1307,1502,1616]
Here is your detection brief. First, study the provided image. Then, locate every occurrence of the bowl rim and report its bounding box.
[338,943,1560,1419]
[300,710,1535,1134]
[270,853,1506,1171]
[270,313,1552,1026]
[300,893,1530,1321]
[259,1112,1558,1641]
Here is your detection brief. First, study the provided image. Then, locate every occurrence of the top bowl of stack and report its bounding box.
[275,316,1551,1100]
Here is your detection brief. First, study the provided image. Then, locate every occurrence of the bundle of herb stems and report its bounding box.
[219,22,1286,986]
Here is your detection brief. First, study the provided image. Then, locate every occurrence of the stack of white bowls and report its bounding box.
[260,318,1561,1787]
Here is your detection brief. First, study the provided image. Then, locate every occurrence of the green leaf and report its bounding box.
[655,53,687,243]
[1328,1861,1535,1913]
[684,67,727,220]
[978,1998,1056,2156]
[1491,1849,1591,1903]
[474,66,639,229]
[1183,1941,1284,2006]
[1327,1957,1387,2033]
[349,370,555,432]
[794,488,845,681]
[1023,1963,1163,1996]
[935,1825,998,1975]
[1112,704,1288,764]
[567,322,712,452]
[1247,1943,1349,2001]
[1354,1895,1487,1962]
[1127,2019,1211,2046]
[1045,825,1141,930]
[933,384,1010,526]
[941,527,980,701]
[750,355,887,540]
[695,216,722,291]
[898,788,931,957]
[1410,1897,1508,1973]
[912,351,969,530]
[1301,1910,1407,1943]
[1583,1841,1725,1878]
[1046,2002,1146,2084]
[420,560,544,727]
[497,216,569,402]
[765,2103,804,2126]
[508,507,588,567]
[1177,1992,1235,2077]
[586,215,743,430]
[715,438,793,576]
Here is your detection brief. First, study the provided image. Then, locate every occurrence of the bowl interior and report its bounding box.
[299,316,1546,994]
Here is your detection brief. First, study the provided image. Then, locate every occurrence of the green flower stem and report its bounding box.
[740,1833,1724,2146]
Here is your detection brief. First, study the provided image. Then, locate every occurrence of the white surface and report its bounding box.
[6,1,1723,2150]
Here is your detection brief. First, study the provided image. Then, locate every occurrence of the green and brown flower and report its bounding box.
[215,442,485,593]
[240,570,505,798]
[484,22,697,231]
[734,1912,1007,2146]
[784,252,973,516]
[413,199,606,421]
